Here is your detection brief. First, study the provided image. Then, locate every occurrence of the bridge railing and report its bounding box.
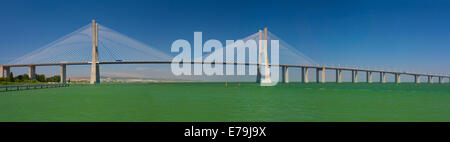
[0,83,70,92]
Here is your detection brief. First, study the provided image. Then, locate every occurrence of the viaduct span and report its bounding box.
[1,20,449,84]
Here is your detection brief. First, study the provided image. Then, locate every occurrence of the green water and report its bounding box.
[0,82,449,122]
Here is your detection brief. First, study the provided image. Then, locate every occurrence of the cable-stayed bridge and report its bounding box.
[0,20,449,84]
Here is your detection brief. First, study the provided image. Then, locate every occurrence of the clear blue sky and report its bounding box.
[1,0,449,75]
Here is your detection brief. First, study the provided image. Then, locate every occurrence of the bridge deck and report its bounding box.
[1,61,449,78]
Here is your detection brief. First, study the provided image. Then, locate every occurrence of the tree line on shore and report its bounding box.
[0,72,61,84]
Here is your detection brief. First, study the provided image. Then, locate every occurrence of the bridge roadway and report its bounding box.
[1,61,449,84]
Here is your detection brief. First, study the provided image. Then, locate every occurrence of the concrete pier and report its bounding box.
[352,70,354,83]
[366,72,369,83]
[439,77,443,84]
[352,70,358,83]
[367,72,373,83]
[281,66,285,83]
[316,68,319,83]
[90,20,100,84]
[256,67,261,83]
[316,68,324,83]
[60,64,66,84]
[395,73,401,83]
[285,67,289,83]
[321,67,325,83]
[381,72,386,83]
[302,67,309,83]
[428,76,433,83]
[379,72,382,83]
[336,69,342,83]
[28,65,36,80]
[415,75,421,84]
[281,66,289,83]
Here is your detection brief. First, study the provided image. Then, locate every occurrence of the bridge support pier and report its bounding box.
[302,67,309,83]
[315,68,326,83]
[90,20,100,84]
[316,68,319,83]
[379,72,382,83]
[285,67,289,83]
[281,66,289,83]
[60,64,66,84]
[28,65,36,80]
[352,70,358,83]
[415,75,420,84]
[352,70,354,83]
[380,72,386,83]
[336,69,342,83]
[367,72,373,83]
[439,77,443,84]
[428,76,433,83]
[366,72,369,83]
[321,67,325,83]
[395,73,401,83]
[256,67,261,83]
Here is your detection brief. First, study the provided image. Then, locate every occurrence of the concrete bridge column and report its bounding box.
[302,67,309,83]
[90,20,100,84]
[281,66,289,83]
[415,75,420,84]
[352,70,354,83]
[395,73,401,83]
[394,74,397,83]
[439,77,443,84]
[281,66,285,83]
[379,72,382,83]
[28,65,36,80]
[382,72,386,83]
[301,67,305,83]
[60,64,66,84]
[285,67,289,83]
[367,72,373,83]
[352,70,358,83]
[321,67,325,83]
[366,72,369,83]
[256,66,261,83]
[428,76,433,83]
[316,68,321,83]
[336,69,342,83]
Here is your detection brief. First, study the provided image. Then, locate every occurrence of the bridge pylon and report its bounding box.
[259,28,272,84]
[90,20,100,84]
